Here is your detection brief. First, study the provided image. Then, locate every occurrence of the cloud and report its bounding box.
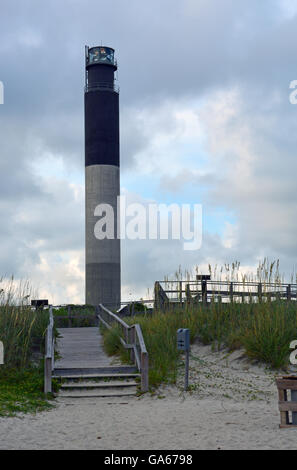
[1,0,297,303]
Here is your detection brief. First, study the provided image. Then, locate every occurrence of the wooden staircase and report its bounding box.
[53,366,140,398]
[44,306,149,396]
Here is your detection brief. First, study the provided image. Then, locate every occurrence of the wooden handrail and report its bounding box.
[97,304,149,392]
[44,306,54,394]
[135,323,147,354]
[99,303,130,330]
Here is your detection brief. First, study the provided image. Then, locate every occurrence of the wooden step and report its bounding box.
[60,381,138,389]
[53,366,138,377]
[53,372,140,380]
[57,389,137,398]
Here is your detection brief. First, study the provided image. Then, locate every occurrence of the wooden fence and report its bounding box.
[53,304,98,327]
[154,279,297,309]
[98,304,149,392]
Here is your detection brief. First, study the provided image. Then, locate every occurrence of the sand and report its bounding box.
[1,342,297,450]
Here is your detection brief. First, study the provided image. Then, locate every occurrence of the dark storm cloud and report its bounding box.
[1,1,295,133]
[1,0,297,298]
[1,0,296,171]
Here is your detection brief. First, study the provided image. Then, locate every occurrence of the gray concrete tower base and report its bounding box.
[85,164,120,308]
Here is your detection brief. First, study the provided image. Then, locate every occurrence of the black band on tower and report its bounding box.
[85,90,119,167]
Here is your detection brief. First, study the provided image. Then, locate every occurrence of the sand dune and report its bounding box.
[0,342,296,450]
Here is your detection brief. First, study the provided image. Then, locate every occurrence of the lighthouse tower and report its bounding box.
[84,45,120,308]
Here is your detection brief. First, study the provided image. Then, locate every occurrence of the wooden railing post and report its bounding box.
[44,356,52,394]
[141,351,149,392]
[202,280,207,306]
[68,305,72,328]
[44,306,54,394]
[258,283,262,303]
[129,326,136,364]
[229,282,233,304]
[154,282,169,310]
[185,284,192,304]
[287,284,292,301]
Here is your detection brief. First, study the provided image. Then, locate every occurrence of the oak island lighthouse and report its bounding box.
[84,45,121,308]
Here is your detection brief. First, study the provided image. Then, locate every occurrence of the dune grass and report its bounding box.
[102,260,297,389]
[102,301,297,389]
[0,278,56,416]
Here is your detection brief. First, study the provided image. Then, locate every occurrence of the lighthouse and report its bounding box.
[84,45,121,308]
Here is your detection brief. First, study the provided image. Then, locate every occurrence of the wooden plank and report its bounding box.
[54,327,114,369]
[53,366,138,376]
[276,378,297,390]
[279,401,297,412]
[55,315,95,319]
[54,373,140,379]
[277,387,289,426]
[279,424,297,428]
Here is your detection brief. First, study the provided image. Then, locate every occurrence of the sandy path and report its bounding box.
[0,342,296,450]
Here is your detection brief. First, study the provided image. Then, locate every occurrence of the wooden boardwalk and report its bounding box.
[55,327,113,370]
[44,306,146,396]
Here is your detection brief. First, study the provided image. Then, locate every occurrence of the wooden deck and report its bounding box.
[55,327,113,370]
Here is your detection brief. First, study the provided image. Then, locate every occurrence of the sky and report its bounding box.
[1,0,297,303]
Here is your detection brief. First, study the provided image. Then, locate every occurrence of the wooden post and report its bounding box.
[154,282,160,310]
[202,280,207,306]
[258,283,262,303]
[95,305,100,326]
[129,326,136,364]
[179,281,183,305]
[287,284,292,301]
[230,282,233,304]
[44,357,52,394]
[154,281,169,311]
[278,387,289,427]
[68,305,72,328]
[185,284,192,304]
[141,351,149,392]
[51,337,55,371]
[44,316,53,394]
